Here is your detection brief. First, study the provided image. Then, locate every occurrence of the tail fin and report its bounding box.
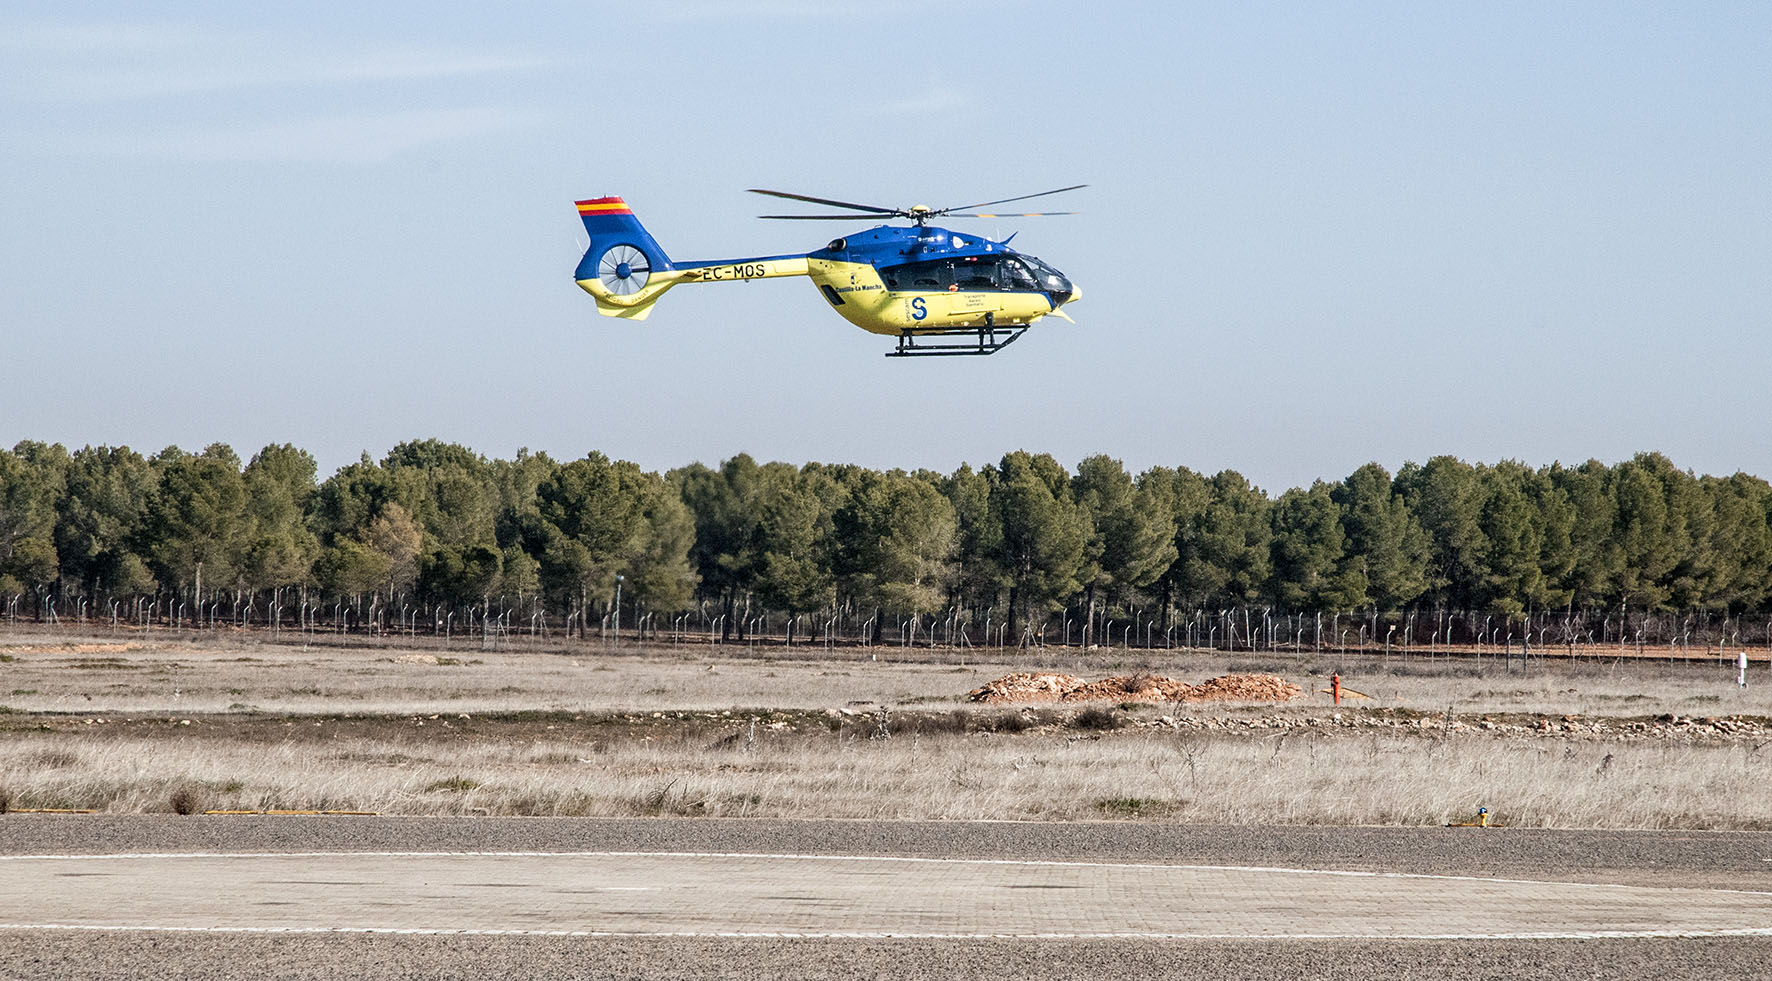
[573,197,677,320]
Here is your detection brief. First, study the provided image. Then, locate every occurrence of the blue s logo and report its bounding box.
[910,297,927,321]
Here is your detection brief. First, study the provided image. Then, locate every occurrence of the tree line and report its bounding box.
[1,440,1769,644]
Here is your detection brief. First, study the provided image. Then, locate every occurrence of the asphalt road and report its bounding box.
[6,815,1772,888]
[3,817,1771,980]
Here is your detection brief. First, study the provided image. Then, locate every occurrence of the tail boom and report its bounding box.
[673,256,810,282]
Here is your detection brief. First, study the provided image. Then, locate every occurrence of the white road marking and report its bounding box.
[3,922,1772,940]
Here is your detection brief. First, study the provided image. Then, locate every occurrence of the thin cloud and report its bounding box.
[321,49,553,84]
[0,21,202,52]
[2,21,550,102]
[58,107,546,164]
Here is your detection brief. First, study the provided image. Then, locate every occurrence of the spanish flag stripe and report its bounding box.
[576,197,633,216]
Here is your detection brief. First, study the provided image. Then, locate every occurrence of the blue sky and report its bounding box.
[4,2,1768,493]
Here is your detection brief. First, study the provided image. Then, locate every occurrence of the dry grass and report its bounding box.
[2,718,1770,828]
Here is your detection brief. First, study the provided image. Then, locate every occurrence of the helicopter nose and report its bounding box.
[1065,282,1082,304]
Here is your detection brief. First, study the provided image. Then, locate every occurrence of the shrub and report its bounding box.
[1095,796,1169,816]
[639,778,707,816]
[1073,705,1124,731]
[1120,673,1158,693]
[992,711,1033,733]
[909,710,972,736]
[169,785,203,815]
[706,730,745,750]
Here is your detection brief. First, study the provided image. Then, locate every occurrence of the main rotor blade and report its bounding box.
[748,189,900,215]
[942,211,1080,218]
[939,184,1088,214]
[757,213,900,221]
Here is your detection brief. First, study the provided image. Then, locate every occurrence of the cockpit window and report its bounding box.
[1001,258,1040,291]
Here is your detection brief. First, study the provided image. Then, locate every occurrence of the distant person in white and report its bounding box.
[1739,651,1749,689]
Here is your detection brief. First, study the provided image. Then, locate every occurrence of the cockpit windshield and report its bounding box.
[1018,255,1072,295]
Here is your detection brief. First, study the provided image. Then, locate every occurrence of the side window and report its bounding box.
[912,260,950,289]
[1001,258,1039,291]
[953,256,998,290]
[881,259,952,290]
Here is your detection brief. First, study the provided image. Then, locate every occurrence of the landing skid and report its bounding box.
[886,325,1027,358]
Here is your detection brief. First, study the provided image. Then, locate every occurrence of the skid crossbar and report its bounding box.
[887,326,1028,358]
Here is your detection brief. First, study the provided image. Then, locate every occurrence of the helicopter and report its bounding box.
[572,186,1083,357]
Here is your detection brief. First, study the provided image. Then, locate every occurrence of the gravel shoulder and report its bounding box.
[5,931,1770,981]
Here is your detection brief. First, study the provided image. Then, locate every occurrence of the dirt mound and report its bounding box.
[966,672,1084,703]
[1060,673,1193,703]
[1184,674,1304,702]
[968,672,1301,705]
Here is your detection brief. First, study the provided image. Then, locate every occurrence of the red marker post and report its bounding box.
[1331,673,1342,706]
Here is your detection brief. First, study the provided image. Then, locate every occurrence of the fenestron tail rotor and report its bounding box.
[598,244,651,296]
[749,185,1085,225]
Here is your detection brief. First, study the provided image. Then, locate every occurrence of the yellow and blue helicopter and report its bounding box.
[573,187,1083,357]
